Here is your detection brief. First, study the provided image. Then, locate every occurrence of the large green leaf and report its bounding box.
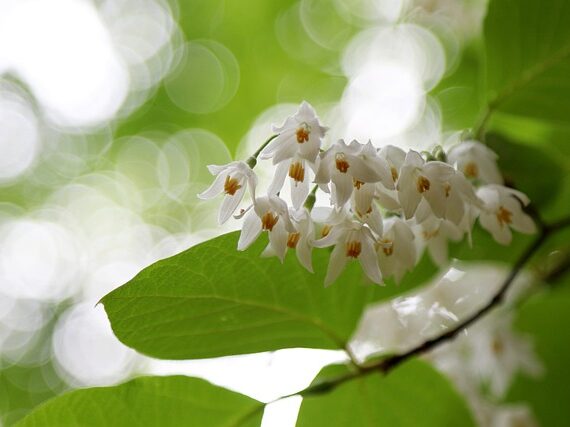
[506,288,570,427]
[296,359,475,427]
[16,376,263,427]
[101,231,437,360]
[483,0,570,124]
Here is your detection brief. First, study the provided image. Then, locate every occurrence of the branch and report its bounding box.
[282,215,570,400]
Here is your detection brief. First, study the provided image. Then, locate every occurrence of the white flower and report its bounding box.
[314,216,382,286]
[259,101,327,165]
[315,139,392,208]
[261,208,315,272]
[448,140,503,184]
[397,150,457,220]
[378,144,406,186]
[267,155,316,210]
[412,168,481,226]
[198,161,257,224]
[477,185,536,245]
[491,405,539,427]
[373,145,406,211]
[237,195,294,251]
[377,217,416,283]
[466,312,543,398]
[415,216,463,267]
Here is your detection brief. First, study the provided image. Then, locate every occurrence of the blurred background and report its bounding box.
[3,0,566,426]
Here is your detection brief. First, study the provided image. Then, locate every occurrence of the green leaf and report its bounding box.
[486,133,565,207]
[483,0,570,124]
[101,232,437,360]
[506,288,570,427]
[297,359,475,427]
[16,376,263,427]
[431,42,483,131]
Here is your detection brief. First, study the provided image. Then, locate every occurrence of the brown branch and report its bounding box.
[284,215,570,399]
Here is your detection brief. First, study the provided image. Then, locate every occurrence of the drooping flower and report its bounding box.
[413,170,482,226]
[397,150,457,220]
[465,312,543,398]
[378,144,406,186]
[448,140,503,185]
[315,139,392,208]
[259,101,328,165]
[267,154,317,210]
[376,217,416,283]
[237,195,294,251]
[477,185,536,245]
[415,215,463,267]
[198,161,257,224]
[314,215,382,286]
[261,208,315,272]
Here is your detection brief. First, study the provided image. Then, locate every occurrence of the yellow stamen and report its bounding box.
[296,126,310,143]
[379,238,393,256]
[444,183,451,198]
[287,232,301,249]
[422,229,439,240]
[464,162,478,178]
[224,175,242,196]
[492,337,504,354]
[391,166,399,182]
[496,206,513,227]
[335,153,350,173]
[288,161,305,183]
[321,225,332,238]
[261,212,279,231]
[346,240,362,258]
[353,179,364,189]
[416,176,431,193]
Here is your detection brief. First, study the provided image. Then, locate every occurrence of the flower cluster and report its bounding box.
[199,102,536,286]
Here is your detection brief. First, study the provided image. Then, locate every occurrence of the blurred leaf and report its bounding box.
[117,0,347,154]
[297,359,475,427]
[0,362,65,426]
[506,288,570,427]
[102,231,437,360]
[450,225,533,264]
[483,0,570,124]
[431,43,483,131]
[17,376,263,427]
[486,133,565,207]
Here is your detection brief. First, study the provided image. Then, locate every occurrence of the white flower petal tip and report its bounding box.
[477,185,536,245]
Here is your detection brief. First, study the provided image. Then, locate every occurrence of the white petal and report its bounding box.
[218,184,246,224]
[359,237,383,284]
[259,132,290,159]
[423,184,447,218]
[332,172,353,207]
[414,198,432,224]
[445,192,465,225]
[268,161,289,196]
[299,137,321,163]
[427,237,448,267]
[324,244,348,287]
[404,150,424,167]
[269,222,289,262]
[291,173,310,210]
[398,184,421,219]
[511,211,537,234]
[272,139,298,165]
[296,238,314,273]
[237,211,262,250]
[197,172,226,200]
